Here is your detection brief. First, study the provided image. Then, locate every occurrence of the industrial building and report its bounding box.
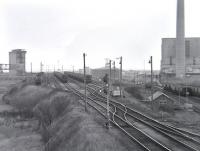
[161,38,200,75]
[9,49,26,75]
[79,67,91,75]
[161,0,200,78]
[91,67,120,81]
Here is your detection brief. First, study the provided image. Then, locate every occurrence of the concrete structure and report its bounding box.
[9,49,26,75]
[161,38,200,75]
[176,0,185,77]
[161,0,200,78]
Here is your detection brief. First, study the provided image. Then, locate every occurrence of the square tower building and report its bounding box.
[9,49,26,75]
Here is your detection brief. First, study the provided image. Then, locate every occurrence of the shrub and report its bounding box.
[33,92,72,142]
[3,85,52,110]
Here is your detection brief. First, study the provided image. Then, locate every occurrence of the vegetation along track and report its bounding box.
[53,74,200,151]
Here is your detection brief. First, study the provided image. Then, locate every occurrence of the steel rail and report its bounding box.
[64,82,171,151]
[153,86,200,139]
[85,87,172,150]
[54,74,200,151]
[91,85,200,142]
[87,84,200,151]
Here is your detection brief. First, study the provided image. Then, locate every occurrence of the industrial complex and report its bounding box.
[9,49,26,75]
[161,0,200,78]
[0,0,200,151]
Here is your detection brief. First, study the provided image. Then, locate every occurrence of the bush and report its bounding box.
[33,92,73,142]
[3,85,52,111]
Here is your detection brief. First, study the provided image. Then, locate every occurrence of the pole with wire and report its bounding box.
[119,56,123,99]
[113,61,115,81]
[40,62,43,73]
[144,60,147,101]
[149,56,153,103]
[106,60,111,128]
[30,62,32,74]
[83,53,87,111]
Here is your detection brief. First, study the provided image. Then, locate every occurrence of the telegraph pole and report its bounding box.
[106,60,111,128]
[149,56,153,103]
[40,62,43,72]
[144,60,146,101]
[119,56,123,99]
[83,53,87,111]
[30,62,32,74]
[113,61,116,81]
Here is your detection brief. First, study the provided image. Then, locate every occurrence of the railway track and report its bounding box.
[146,85,200,138]
[65,82,172,151]
[53,75,200,151]
[86,83,200,151]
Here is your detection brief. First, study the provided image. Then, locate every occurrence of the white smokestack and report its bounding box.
[176,0,185,78]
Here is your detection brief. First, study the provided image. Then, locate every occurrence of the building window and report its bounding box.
[159,99,167,105]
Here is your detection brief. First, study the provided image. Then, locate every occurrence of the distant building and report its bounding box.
[161,38,200,75]
[91,67,120,80]
[123,70,160,84]
[123,70,135,81]
[161,0,200,77]
[9,49,26,75]
[79,67,91,75]
[148,91,174,111]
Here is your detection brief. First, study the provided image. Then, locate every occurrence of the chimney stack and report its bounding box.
[176,0,185,78]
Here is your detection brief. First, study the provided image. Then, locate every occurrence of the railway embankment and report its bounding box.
[0,79,139,151]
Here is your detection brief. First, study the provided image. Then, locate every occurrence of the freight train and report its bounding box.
[64,71,92,83]
[34,72,43,85]
[54,72,68,83]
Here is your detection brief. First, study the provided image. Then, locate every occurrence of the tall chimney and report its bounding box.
[176,0,185,78]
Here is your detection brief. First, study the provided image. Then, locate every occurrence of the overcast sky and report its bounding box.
[0,0,200,72]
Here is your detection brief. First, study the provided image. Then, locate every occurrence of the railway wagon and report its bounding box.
[111,86,121,97]
[64,71,92,83]
[163,84,200,97]
[54,72,68,83]
[34,72,44,85]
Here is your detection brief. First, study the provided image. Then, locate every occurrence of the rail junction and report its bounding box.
[50,72,200,151]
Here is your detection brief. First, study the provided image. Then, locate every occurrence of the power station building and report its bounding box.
[161,0,200,77]
[9,49,26,75]
[161,38,200,75]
